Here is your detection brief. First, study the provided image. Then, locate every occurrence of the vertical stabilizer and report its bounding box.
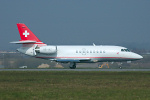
[12,23,46,47]
[17,23,41,42]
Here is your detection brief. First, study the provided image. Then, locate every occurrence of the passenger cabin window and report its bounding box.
[93,50,95,53]
[76,50,108,54]
[76,50,78,53]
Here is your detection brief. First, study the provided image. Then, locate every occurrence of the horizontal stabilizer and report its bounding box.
[10,40,36,44]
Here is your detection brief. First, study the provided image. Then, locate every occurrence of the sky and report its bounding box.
[0,0,150,50]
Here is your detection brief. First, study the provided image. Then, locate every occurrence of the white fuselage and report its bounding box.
[17,45,142,63]
[12,23,143,69]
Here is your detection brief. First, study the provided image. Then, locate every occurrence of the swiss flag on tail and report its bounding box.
[10,23,46,46]
[17,23,42,42]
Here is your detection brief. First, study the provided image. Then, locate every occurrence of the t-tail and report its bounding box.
[10,23,47,56]
[11,23,46,47]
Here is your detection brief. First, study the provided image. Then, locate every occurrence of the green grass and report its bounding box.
[0,71,150,100]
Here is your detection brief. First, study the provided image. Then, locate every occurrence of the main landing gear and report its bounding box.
[69,62,76,69]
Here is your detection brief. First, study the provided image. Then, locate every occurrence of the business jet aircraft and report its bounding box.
[11,23,143,69]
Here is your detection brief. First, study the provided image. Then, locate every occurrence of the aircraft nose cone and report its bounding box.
[138,55,143,59]
[135,54,143,59]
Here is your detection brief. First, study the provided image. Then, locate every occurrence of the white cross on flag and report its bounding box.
[23,30,29,37]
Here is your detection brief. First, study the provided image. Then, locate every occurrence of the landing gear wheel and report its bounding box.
[70,65,76,69]
[69,63,76,69]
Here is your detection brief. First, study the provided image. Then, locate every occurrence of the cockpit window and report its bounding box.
[126,49,130,52]
[121,49,124,52]
[121,49,130,52]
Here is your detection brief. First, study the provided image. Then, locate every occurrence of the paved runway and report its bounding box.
[0,69,150,71]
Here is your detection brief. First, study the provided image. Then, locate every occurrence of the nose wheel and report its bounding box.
[69,62,76,69]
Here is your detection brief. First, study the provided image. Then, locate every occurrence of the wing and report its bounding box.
[56,58,91,63]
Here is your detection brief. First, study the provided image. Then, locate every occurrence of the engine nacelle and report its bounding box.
[36,46,57,54]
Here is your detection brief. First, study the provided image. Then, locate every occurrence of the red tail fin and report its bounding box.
[17,23,44,44]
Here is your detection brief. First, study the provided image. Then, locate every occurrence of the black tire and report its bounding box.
[70,65,76,69]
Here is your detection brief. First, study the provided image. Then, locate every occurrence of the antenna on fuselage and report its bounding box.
[93,43,96,46]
